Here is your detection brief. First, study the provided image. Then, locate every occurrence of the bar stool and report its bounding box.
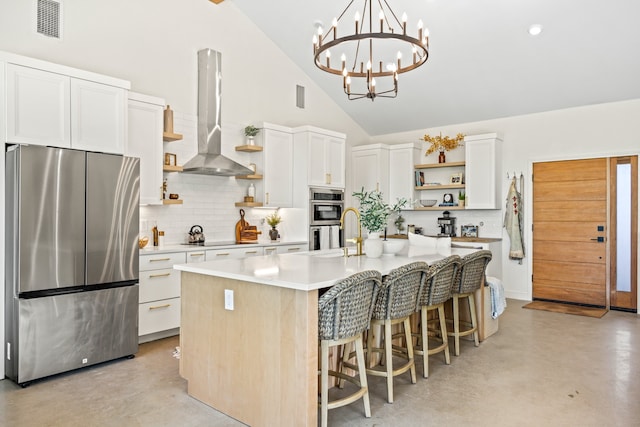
[448,250,492,356]
[414,255,461,378]
[318,270,382,427]
[366,261,428,403]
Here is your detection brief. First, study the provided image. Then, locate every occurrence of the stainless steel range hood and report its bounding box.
[182,49,253,176]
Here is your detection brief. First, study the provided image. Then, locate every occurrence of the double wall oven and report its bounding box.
[309,187,344,250]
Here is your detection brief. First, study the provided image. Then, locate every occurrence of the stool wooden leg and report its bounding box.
[320,340,329,427]
[338,342,350,389]
[384,321,394,403]
[438,304,451,365]
[468,293,480,347]
[354,336,371,418]
[420,306,429,378]
[453,295,460,356]
[403,317,417,384]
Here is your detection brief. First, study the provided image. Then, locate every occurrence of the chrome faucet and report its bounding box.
[340,207,363,256]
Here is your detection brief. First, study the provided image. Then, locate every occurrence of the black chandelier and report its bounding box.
[313,0,429,101]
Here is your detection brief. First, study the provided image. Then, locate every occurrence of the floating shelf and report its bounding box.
[415,161,465,169]
[235,174,263,180]
[414,206,465,211]
[416,184,465,190]
[163,132,183,142]
[235,145,263,152]
[163,165,183,172]
[162,199,183,205]
[235,202,264,207]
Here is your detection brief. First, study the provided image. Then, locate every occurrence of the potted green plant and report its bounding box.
[458,190,466,207]
[265,212,281,241]
[352,188,407,257]
[244,125,260,145]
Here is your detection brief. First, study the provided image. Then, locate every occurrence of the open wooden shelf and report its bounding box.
[235,145,263,152]
[414,206,465,211]
[235,201,264,207]
[415,161,465,169]
[163,132,183,142]
[235,174,263,180]
[416,183,465,190]
[163,164,183,172]
[163,199,183,205]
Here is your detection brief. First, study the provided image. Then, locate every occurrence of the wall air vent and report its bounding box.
[36,0,62,39]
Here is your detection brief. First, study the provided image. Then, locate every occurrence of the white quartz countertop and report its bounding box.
[140,240,308,255]
[173,246,478,291]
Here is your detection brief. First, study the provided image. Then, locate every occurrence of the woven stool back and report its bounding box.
[318,270,382,341]
[372,262,429,321]
[419,255,461,307]
[454,250,492,294]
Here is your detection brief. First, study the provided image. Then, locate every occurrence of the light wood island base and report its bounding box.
[179,272,318,426]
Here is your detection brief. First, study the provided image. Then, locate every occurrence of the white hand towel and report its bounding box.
[320,227,330,250]
[486,276,507,319]
[330,225,340,249]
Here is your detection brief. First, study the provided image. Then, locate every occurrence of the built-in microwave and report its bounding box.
[309,187,344,226]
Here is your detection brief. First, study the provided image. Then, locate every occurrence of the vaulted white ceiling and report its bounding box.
[233,0,640,136]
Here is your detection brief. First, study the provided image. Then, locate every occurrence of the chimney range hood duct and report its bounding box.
[181,49,253,176]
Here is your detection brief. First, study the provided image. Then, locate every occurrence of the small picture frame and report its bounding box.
[450,172,463,184]
[461,224,479,238]
[164,153,177,166]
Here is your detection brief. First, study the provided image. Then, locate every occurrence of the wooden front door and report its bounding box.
[532,158,607,306]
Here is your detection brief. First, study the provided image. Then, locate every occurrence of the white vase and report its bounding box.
[364,232,384,258]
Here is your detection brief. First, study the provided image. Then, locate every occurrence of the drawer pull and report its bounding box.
[245,250,258,254]
[265,248,276,253]
[149,273,171,278]
[190,253,205,257]
[149,303,171,310]
[215,253,230,256]
[287,247,301,252]
[149,257,171,262]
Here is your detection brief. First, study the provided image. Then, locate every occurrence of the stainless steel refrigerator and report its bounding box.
[5,145,140,385]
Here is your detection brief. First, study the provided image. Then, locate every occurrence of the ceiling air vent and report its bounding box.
[37,0,62,39]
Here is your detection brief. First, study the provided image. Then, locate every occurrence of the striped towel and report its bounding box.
[486,276,506,319]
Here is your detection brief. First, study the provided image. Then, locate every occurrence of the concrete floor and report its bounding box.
[1,299,638,426]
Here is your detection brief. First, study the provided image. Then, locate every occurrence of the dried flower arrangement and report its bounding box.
[422,132,465,155]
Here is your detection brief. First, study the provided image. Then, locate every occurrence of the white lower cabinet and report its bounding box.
[264,243,307,255]
[186,250,207,263]
[139,252,185,342]
[206,246,264,260]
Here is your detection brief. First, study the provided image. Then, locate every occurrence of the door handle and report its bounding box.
[590,237,605,242]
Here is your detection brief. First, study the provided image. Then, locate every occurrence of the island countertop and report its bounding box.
[173,246,477,291]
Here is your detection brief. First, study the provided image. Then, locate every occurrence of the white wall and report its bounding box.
[370,99,640,301]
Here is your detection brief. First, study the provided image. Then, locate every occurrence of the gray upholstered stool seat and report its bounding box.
[414,255,461,378]
[447,250,492,356]
[364,261,428,403]
[318,270,382,427]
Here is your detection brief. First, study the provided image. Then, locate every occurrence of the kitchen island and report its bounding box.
[174,246,477,426]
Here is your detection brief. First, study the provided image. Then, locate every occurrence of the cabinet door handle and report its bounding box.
[325,173,331,184]
[190,252,205,257]
[149,273,171,279]
[266,192,270,204]
[149,303,171,310]
[215,252,230,257]
[149,257,171,262]
[287,247,300,252]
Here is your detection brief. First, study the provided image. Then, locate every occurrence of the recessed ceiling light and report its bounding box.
[528,24,543,36]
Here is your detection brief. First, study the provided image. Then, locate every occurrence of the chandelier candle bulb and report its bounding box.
[397,51,402,70]
[317,26,323,46]
[326,50,331,67]
[418,19,423,41]
[402,13,407,34]
[355,11,360,33]
[379,10,384,32]
[332,17,337,38]
[341,54,346,69]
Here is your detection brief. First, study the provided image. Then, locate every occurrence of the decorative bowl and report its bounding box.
[139,236,149,249]
[420,199,437,207]
[382,238,407,256]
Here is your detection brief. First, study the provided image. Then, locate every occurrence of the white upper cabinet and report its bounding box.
[263,124,293,208]
[351,144,390,203]
[294,126,346,189]
[6,64,71,148]
[70,79,126,154]
[389,143,421,208]
[464,133,502,209]
[2,53,129,153]
[126,92,164,205]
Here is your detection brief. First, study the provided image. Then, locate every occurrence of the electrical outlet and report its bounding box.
[225,289,234,310]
